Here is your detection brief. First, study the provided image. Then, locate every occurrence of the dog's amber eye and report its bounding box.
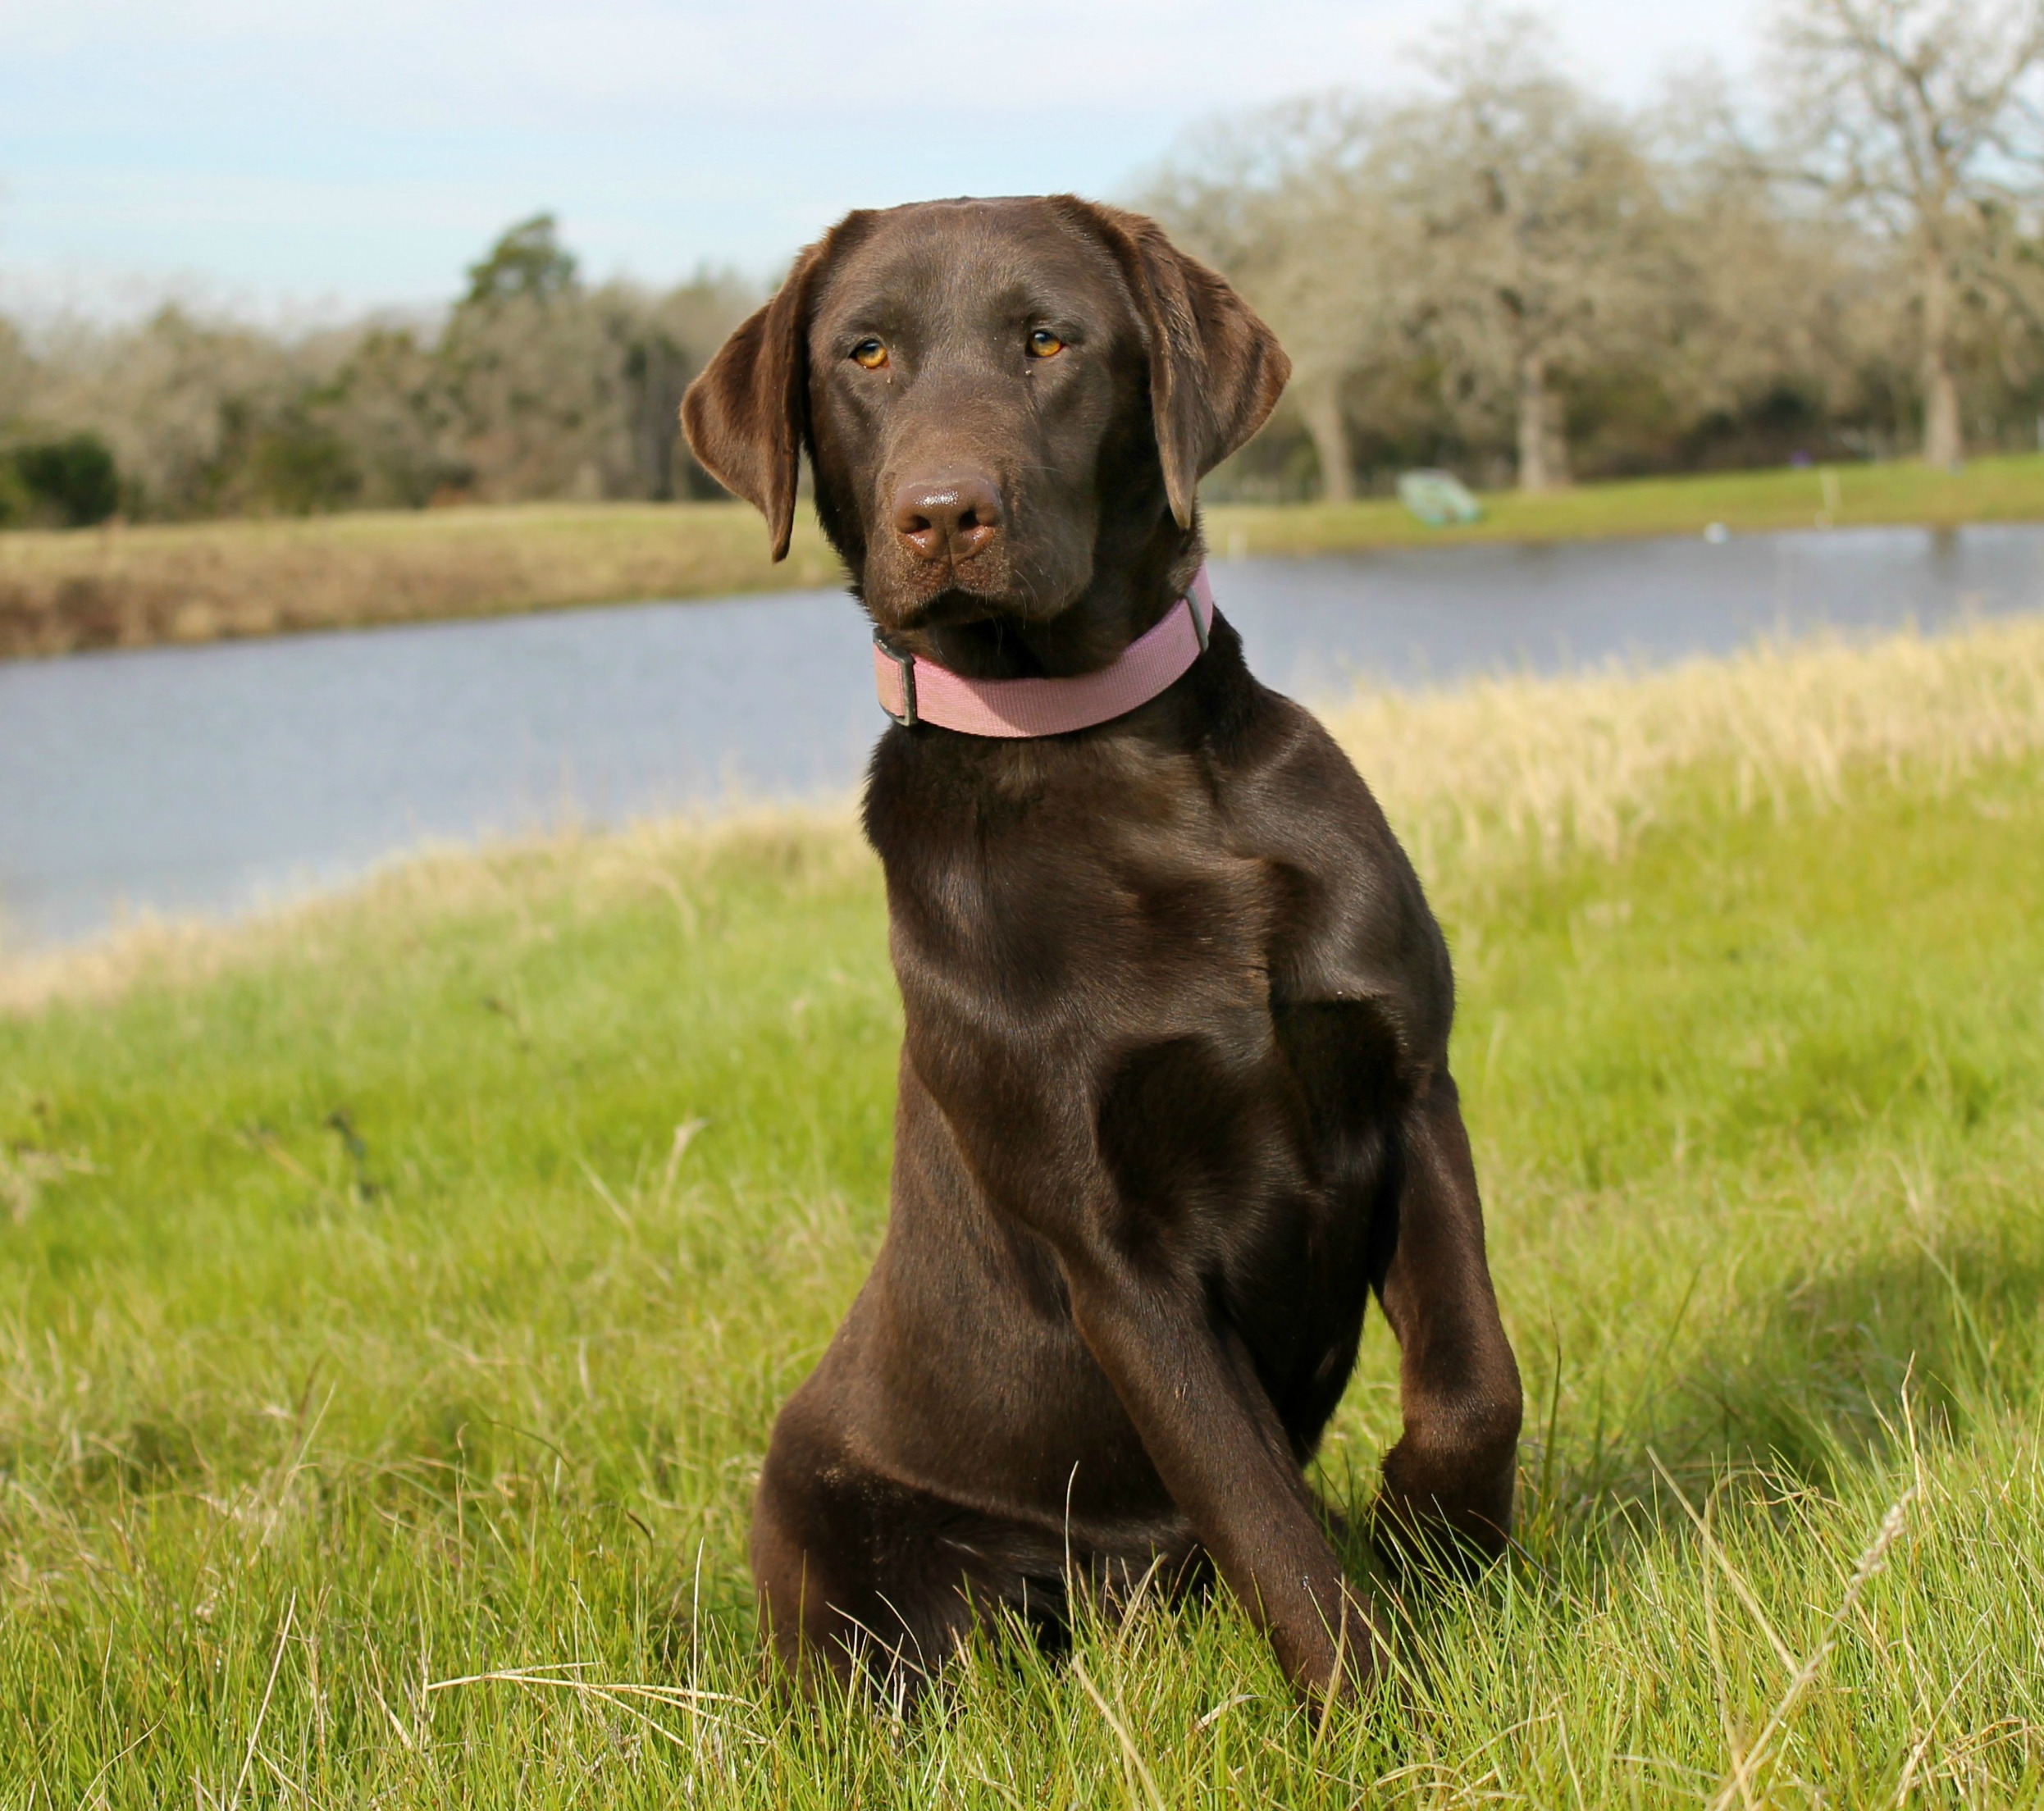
[851,339,887,370]
[1027,329,1064,358]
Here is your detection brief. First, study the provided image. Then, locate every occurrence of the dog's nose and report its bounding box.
[892,473,1002,563]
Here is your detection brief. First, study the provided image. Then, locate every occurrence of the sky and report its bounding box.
[1,0,1759,322]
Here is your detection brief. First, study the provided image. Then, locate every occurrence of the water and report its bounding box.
[4,523,2042,947]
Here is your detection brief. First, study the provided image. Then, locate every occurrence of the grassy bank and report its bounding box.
[0,502,844,659]
[5,454,2043,659]
[4,619,2044,1805]
[1212,450,2044,557]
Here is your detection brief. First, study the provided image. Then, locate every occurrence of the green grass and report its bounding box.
[6,454,2043,659]
[1207,452,2044,556]
[3,632,2043,1805]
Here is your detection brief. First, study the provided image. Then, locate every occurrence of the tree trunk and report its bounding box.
[1516,353,1570,493]
[1920,250,1963,470]
[1299,378,1353,503]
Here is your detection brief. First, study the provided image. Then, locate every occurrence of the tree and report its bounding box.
[20,304,312,517]
[0,219,755,522]
[0,317,32,431]
[320,325,461,509]
[1771,0,2044,467]
[1644,71,1907,465]
[1145,97,1404,500]
[438,217,751,504]
[1372,11,1678,491]
[463,212,580,307]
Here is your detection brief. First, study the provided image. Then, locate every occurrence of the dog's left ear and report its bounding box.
[1056,199,1291,529]
[682,235,834,561]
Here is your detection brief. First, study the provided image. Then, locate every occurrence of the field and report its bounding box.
[1213,453,2044,557]
[4,454,2042,658]
[4,618,2044,1805]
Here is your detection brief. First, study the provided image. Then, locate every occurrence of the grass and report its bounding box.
[3,618,2044,1804]
[1211,452,2044,559]
[3,454,2042,659]
[0,501,843,659]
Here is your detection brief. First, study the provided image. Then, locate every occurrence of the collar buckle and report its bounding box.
[874,629,919,727]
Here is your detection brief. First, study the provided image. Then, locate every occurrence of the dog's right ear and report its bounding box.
[681,240,828,562]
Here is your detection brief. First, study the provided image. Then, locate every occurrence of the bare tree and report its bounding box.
[24,306,313,516]
[1649,70,1909,454]
[319,322,459,509]
[1376,11,1677,490]
[1772,0,2044,466]
[2,219,752,520]
[435,217,752,504]
[0,317,31,431]
[1144,96,1408,500]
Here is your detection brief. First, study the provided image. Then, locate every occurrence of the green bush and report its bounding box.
[2,431,121,527]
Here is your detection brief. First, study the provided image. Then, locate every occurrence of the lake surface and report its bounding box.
[5,522,2042,947]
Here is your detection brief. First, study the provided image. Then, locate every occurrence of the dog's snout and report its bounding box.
[892,473,1002,564]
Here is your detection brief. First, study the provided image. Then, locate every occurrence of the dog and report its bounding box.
[681,195,1522,1702]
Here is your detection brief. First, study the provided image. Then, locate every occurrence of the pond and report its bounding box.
[4,522,2042,947]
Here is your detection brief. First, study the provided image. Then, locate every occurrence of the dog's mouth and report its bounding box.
[867,550,1037,632]
[875,582,1000,635]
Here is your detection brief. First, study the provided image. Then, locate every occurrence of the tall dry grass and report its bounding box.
[0,806,869,1016]
[1325,613,2044,864]
[0,502,841,657]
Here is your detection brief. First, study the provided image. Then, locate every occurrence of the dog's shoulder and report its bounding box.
[1206,676,1458,1060]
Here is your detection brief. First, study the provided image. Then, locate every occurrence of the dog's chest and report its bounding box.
[887,785,1285,1029]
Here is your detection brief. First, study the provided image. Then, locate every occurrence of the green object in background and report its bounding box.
[1398,467,1485,526]
[0,432,121,528]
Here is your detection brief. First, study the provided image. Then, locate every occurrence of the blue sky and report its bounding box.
[2,1,1755,320]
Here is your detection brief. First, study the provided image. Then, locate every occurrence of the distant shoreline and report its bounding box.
[4,455,2042,662]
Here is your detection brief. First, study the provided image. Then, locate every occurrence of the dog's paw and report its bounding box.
[1370,1491,1509,1581]
[1369,1444,1514,1581]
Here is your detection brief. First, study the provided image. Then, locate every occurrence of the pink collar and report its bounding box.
[872,567,1216,737]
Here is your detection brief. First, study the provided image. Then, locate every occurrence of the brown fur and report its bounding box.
[682,195,1522,1702]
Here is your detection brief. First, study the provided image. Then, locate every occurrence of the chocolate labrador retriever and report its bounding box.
[682,195,1521,1702]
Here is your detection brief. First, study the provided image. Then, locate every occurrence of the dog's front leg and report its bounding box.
[1374,1070,1523,1564]
[1059,1244,1385,1699]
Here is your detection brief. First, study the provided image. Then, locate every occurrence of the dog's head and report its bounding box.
[682,197,1288,655]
